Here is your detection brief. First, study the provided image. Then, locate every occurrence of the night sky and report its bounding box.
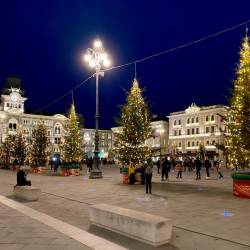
[0,1,250,129]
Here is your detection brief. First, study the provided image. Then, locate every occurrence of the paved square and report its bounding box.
[0,165,249,250]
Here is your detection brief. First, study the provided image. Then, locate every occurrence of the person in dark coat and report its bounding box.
[145,161,153,194]
[161,158,170,181]
[156,159,161,174]
[16,168,31,186]
[195,157,202,180]
[204,156,211,178]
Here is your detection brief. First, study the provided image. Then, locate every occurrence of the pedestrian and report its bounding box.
[204,156,211,178]
[161,157,170,181]
[129,163,136,185]
[176,161,183,179]
[156,159,161,174]
[215,160,224,179]
[195,157,202,180]
[16,167,31,186]
[145,160,153,194]
[87,157,93,173]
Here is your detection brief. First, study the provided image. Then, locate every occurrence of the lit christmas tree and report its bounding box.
[29,122,49,166]
[226,33,250,168]
[62,104,82,163]
[1,134,15,167]
[115,78,151,164]
[13,127,26,165]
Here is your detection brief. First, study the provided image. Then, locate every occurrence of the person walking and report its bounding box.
[215,160,224,179]
[195,157,202,180]
[161,157,170,181]
[156,159,161,174]
[204,156,211,178]
[176,161,183,179]
[129,163,136,185]
[145,160,153,194]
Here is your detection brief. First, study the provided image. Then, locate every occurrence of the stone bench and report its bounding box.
[14,186,41,201]
[89,203,172,246]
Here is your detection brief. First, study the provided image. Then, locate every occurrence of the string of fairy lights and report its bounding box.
[33,19,250,114]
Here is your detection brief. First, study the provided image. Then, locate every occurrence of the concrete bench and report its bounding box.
[14,186,41,201]
[89,203,172,246]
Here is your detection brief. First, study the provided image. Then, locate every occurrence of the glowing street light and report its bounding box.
[83,39,111,179]
[157,128,165,160]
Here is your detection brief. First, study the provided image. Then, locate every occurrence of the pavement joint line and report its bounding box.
[0,194,127,250]
[173,225,250,248]
[41,191,94,206]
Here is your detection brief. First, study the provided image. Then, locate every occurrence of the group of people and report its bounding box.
[156,156,224,180]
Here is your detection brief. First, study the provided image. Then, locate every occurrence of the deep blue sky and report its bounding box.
[0,1,249,128]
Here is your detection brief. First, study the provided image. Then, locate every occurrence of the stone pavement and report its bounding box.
[0,166,250,250]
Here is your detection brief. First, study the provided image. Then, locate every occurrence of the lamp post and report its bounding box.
[156,128,165,160]
[83,39,111,179]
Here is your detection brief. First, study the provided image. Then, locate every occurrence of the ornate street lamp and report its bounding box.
[83,39,111,178]
[156,128,165,160]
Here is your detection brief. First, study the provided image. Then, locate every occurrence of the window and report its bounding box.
[192,141,195,146]
[196,141,199,146]
[196,128,199,134]
[187,129,190,135]
[54,124,61,135]
[187,118,190,124]
[178,120,181,125]
[196,117,199,123]
[179,142,181,147]
[188,141,190,147]
[211,126,215,133]
[192,128,195,134]
[54,138,61,144]
[8,119,18,131]
[211,115,215,121]
[7,103,9,107]
[212,140,216,145]
[206,127,210,133]
[206,116,209,122]
[174,130,177,136]
[179,130,181,135]
[47,130,51,136]
[206,140,210,145]
[174,120,177,126]
[191,117,194,123]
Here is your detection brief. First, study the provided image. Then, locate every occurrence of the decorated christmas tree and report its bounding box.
[13,127,26,165]
[62,104,82,163]
[29,121,48,166]
[226,34,250,168]
[115,78,151,164]
[1,134,15,167]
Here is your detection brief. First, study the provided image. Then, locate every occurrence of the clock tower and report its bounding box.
[0,88,27,113]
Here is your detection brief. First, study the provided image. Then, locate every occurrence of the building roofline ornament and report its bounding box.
[185,103,201,114]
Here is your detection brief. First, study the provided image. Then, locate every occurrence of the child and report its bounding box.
[176,161,183,179]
